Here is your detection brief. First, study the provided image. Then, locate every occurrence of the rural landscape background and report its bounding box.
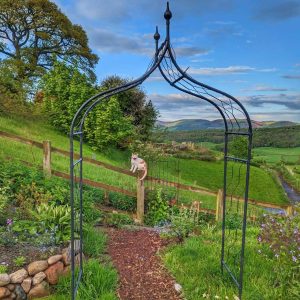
[0,1,299,300]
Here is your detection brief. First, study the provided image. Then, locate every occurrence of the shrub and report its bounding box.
[0,186,11,225]
[15,182,52,219]
[104,213,133,228]
[84,187,105,205]
[144,188,170,226]
[169,207,199,242]
[108,192,136,212]
[225,213,243,230]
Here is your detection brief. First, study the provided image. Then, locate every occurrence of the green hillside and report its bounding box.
[0,114,288,206]
[156,125,300,148]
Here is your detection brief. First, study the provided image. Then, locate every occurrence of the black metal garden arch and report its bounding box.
[70,3,252,299]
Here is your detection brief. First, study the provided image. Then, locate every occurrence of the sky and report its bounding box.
[54,0,300,122]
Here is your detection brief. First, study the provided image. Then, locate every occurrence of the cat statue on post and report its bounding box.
[130,153,147,181]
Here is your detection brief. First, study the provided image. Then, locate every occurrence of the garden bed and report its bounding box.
[0,244,62,274]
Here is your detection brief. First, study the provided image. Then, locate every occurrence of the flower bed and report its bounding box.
[0,242,80,299]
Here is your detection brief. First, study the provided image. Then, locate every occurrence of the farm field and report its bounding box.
[0,115,288,206]
[253,147,300,164]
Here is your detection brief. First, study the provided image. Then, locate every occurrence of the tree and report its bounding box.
[230,137,249,159]
[40,60,96,133]
[0,0,98,80]
[0,59,29,114]
[100,76,159,140]
[89,97,135,150]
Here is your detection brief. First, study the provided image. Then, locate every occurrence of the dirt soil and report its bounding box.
[0,244,61,273]
[106,228,182,300]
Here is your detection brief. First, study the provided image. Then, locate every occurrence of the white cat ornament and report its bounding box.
[130,154,147,181]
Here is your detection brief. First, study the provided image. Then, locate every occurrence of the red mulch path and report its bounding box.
[106,228,182,300]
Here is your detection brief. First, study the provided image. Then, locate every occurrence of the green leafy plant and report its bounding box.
[145,188,169,226]
[0,186,10,225]
[0,265,8,273]
[16,182,52,218]
[33,203,71,243]
[169,207,199,242]
[225,213,243,230]
[12,219,39,236]
[104,213,133,228]
[108,193,136,212]
[257,205,300,298]
[13,256,26,267]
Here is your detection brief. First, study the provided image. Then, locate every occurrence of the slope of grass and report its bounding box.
[0,114,287,205]
[163,226,287,300]
[0,114,129,167]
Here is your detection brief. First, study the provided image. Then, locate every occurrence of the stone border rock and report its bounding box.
[0,242,81,300]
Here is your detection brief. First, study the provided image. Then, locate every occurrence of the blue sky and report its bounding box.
[54,0,300,122]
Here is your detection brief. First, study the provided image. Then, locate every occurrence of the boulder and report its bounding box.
[21,277,32,294]
[62,251,70,266]
[0,287,10,299]
[44,262,64,285]
[32,272,46,286]
[6,285,15,292]
[27,281,49,300]
[47,255,62,265]
[9,270,28,284]
[14,285,26,300]
[0,274,10,287]
[2,292,16,299]
[27,261,48,276]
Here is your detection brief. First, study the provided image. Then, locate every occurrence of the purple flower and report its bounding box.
[6,219,13,226]
[292,256,297,263]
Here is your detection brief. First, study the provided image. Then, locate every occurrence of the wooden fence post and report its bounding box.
[136,173,145,223]
[216,189,224,221]
[43,140,51,176]
[286,205,294,217]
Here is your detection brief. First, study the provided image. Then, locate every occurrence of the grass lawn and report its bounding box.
[253,147,300,165]
[163,225,288,300]
[0,114,288,205]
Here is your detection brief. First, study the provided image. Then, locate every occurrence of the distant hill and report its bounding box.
[157,119,298,131]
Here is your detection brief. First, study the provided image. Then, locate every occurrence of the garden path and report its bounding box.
[106,228,182,300]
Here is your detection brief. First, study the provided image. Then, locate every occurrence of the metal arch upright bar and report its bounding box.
[159,37,253,298]
[69,2,253,299]
[69,36,168,300]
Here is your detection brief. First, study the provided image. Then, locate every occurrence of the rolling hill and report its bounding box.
[157,119,298,131]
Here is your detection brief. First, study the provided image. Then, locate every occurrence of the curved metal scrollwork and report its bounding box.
[70,2,252,299]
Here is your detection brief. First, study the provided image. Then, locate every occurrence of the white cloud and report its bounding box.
[243,85,288,92]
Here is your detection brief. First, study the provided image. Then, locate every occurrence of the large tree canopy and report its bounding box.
[0,0,98,79]
[100,76,159,140]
